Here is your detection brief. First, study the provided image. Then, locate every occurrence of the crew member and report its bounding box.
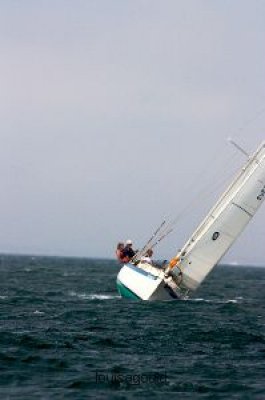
[122,239,136,261]
[116,242,129,264]
[140,248,153,264]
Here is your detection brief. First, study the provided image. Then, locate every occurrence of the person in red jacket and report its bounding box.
[115,242,130,264]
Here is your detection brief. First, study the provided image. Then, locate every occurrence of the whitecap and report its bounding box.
[87,294,120,300]
[191,298,205,302]
[187,298,240,304]
[187,298,211,303]
[68,291,119,300]
[33,310,45,315]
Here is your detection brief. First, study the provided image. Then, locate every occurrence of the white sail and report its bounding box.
[176,141,265,291]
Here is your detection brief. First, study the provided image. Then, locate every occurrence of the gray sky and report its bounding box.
[0,1,265,264]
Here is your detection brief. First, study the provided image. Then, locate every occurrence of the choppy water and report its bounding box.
[0,255,265,399]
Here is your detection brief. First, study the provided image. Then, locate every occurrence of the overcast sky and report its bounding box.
[0,1,265,264]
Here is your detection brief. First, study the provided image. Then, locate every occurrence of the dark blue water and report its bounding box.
[1,255,265,399]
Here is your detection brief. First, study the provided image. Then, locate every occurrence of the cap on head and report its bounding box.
[126,239,133,245]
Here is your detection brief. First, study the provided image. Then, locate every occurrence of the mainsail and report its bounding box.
[175,141,265,291]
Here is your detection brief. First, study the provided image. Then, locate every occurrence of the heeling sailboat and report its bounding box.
[116,141,265,300]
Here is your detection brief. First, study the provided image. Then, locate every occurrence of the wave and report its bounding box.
[87,294,120,300]
[33,310,45,315]
[68,291,120,300]
[187,297,244,304]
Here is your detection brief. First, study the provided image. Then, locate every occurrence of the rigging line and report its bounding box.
[149,228,174,250]
[137,108,265,257]
[158,150,241,233]
[143,210,186,250]
[151,177,229,251]
[134,219,167,259]
[227,138,250,158]
[180,157,242,215]
[232,103,265,137]
[141,152,241,254]
[135,216,177,258]
[175,161,244,228]
[151,183,225,252]
[163,112,262,244]
[181,152,265,259]
[134,218,172,260]
[136,143,246,257]
[172,143,241,219]
[177,159,260,256]
[142,219,166,249]
[143,147,235,246]
[169,144,229,209]
[150,153,244,250]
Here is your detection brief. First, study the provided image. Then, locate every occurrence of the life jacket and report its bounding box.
[116,249,130,264]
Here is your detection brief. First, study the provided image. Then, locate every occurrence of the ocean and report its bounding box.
[0,255,265,399]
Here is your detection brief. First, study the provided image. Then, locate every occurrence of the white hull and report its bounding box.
[116,263,186,300]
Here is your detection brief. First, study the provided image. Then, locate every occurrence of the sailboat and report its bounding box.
[116,141,265,300]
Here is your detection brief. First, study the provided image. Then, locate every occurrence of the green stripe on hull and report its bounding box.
[116,279,140,300]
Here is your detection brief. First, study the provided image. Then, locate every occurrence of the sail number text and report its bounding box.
[257,185,265,201]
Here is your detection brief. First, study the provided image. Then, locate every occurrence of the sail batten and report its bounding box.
[232,202,253,217]
[175,141,265,291]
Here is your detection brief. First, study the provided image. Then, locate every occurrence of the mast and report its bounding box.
[172,141,265,291]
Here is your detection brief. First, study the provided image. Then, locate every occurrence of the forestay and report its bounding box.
[176,141,265,291]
